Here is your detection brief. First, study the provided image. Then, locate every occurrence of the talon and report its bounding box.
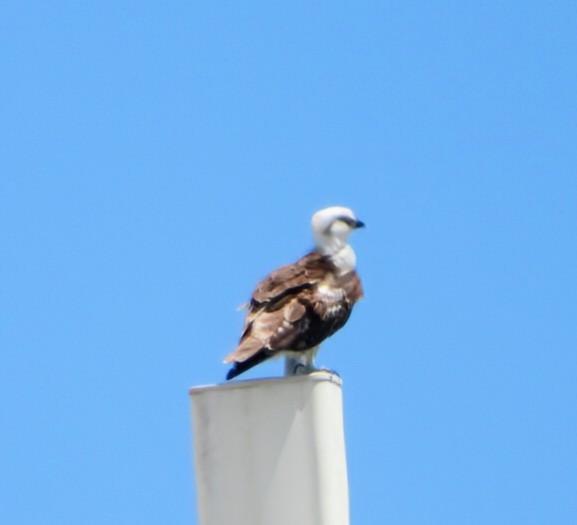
[293,363,309,375]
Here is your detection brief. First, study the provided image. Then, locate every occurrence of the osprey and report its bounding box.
[224,206,364,380]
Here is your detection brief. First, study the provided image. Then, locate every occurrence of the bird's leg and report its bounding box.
[284,356,314,376]
[284,347,319,377]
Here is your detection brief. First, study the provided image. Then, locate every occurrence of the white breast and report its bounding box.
[317,284,345,301]
[316,284,346,317]
[331,245,356,273]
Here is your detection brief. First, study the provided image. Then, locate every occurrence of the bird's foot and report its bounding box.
[292,363,316,375]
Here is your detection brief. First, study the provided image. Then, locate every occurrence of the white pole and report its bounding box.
[190,372,350,525]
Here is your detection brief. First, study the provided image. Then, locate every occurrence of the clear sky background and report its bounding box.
[2,2,576,524]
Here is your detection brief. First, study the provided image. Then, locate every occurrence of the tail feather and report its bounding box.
[223,336,262,364]
[226,350,270,380]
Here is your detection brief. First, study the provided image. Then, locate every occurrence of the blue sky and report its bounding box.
[2,2,576,523]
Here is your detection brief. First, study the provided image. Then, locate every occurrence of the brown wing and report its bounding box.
[251,251,331,305]
[224,252,329,363]
[224,253,363,380]
[338,269,364,303]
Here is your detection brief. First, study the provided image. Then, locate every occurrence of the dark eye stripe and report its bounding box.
[338,216,356,227]
[323,216,356,234]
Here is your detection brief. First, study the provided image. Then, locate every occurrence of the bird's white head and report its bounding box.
[311,206,364,268]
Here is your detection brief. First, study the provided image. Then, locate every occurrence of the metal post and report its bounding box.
[190,372,349,525]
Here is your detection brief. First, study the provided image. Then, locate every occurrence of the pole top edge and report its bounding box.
[189,370,342,396]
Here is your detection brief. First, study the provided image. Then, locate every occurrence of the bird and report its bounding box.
[224,206,364,380]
